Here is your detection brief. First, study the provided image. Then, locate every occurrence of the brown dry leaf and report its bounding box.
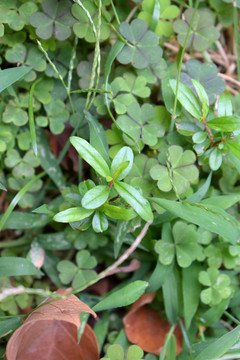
[6,289,99,360]
[123,293,182,355]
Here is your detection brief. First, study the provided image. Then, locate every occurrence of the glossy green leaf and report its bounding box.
[1,212,49,230]
[103,204,136,221]
[70,136,111,177]
[218,94,232,116]
[111,147,134,180]
[113,181,153,222]
[0,66,31,92]
[209,148,222,171]
[0,317,23,337]
[192,79,209,118]
[186,172,212,203]
[151,198,240,243]
[170,79,202,119]
[182,262,201,329]
[195,326,240,360]
[226,141,240,159]
[53,207,94,223]
[93,281,148,312]
[0,257,43,276]
[207,116,240,132]
[92,211,108,232]
[112,161,130,180]
[85,111,110,165]
[82,185,109,209]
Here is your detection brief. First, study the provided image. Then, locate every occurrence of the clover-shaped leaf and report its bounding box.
[57,250,97,289]
[0,1,37,31]
[173,8,220,51]
[5,149,40,180]
[125,154,158,196]
[101,344,143,360]
[179,59,226,105]
[36,99,69,134]
[72,1,111,43]
[110,72,151,114]
[117,19,162,69]
[205,244,239,269]
[74,229,108,250]
[199,268,232,305]
[3,104,28,126]
[210,0,234,27]
[30,0,76,40]
[117,102,163,146]
[5,44,46,78]
[150,145,199,194]
[138,0,179,38]
[0,123,14,154]
[137,59,168,85]
[155,221,203,268]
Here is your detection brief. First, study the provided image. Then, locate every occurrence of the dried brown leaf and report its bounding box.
[6,289,99,360]
[123,293,182,355]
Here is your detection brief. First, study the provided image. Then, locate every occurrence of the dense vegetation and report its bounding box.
[0,0,240,359]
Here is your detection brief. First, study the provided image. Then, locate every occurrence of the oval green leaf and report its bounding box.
[103,204,137,220]
[70,136,111,178]
[0,257,43,276]
[53,207,94,223]
[92,280,148,312]
[113,181,153,222]
[82,185,109,209]
[207,116,240,132]
[111,146,134,180]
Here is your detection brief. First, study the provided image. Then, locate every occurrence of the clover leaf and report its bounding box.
[74,229,108,250]
[173,8,220,51]
[57,250,97,289]
[3,104,28,127]
[155,221,204,268]
[36,99,69,134]
[125,154,158,196]
[137,59,168,85]
[30,0,76,41]
[205,244,240,269]
[0,1,37,31]
[101,344,144,360]
[117,19,163,69]
[5,43,46,82]
[117,102,164,147]
[150,145,199,194]
[72,1,111,43]
[95,72,151,115]
[199,268,232,305]
[210,0,234,27]
[0,123,14,154]
[138,0,179,38]
[180,59,226,104]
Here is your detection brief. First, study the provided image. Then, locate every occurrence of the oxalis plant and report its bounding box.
[0,0,240,359]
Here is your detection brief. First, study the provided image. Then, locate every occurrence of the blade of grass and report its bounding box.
[28,78,42,156]
[233,3,240,81]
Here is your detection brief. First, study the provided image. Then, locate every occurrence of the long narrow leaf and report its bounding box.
[151,198,240,243]
[0,66,31,92]
[28,78,42,156]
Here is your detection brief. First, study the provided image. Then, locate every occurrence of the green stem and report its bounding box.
[159,324,176,360]
[171,1,199,130]
[67,36,78,93]
[233,3,240,81]
[224,311,240,326]
[110,0,120,25]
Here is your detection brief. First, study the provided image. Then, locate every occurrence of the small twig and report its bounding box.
[99,221,152,279]
[202,117,214,146]
[219,73,240,86]
[215,40,229,68]
[126,4,140,23]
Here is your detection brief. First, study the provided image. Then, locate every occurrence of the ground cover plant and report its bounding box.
[0,0,240,358]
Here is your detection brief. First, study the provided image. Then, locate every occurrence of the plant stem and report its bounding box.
[202,117,214,146]
[71,220,152,295]
[171,0,199,130]
[224,311,240,326]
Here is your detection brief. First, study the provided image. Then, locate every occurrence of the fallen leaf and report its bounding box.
[123,293,182,355]
[6,289,99,360]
